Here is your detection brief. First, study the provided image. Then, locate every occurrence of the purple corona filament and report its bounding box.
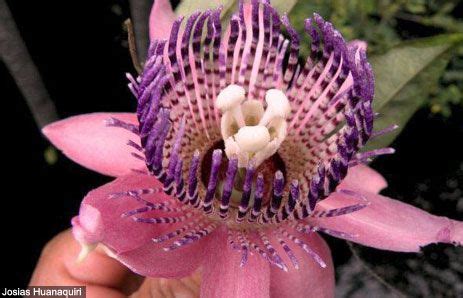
[106,0,387,271]
[203,150,223,213]
[280,180,300,221]
[250,173,265,222]
[220,157,239,219]
[237,163,256,222]
[261,171,284,223]
[188,151,201,207]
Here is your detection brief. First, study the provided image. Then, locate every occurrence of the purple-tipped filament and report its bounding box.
[109,0,394,270]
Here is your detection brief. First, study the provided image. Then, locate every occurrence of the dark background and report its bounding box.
[1,0,462,296]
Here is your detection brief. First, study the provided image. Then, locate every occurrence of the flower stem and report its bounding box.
[124,19,143,74]
[128,0,151,65]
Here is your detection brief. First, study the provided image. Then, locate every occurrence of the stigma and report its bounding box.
[216,85,290,168]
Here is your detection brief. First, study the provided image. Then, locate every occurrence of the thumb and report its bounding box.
[30,229,142,297]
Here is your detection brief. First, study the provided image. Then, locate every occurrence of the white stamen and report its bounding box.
[218,86,290,168]
[216,84,246,127]
[235,126,270,153]
[241,100,264,125]
[259,89,291,126]
[224,136,249,166]
[253,139,280,166]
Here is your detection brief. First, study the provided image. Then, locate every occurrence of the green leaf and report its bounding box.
[175,0,236,17]
[175,0,237,35]
[272,0,299,14]
[365,34,463,150]
[175,0,299,25]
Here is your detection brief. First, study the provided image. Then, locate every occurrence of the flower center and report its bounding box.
[199,140,287,210]
[216,85,291,169]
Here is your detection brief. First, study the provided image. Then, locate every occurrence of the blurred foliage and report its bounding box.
[176,0,236,18]
[288,0,463,117]
[365,33,463,150]
[44,145,58,165]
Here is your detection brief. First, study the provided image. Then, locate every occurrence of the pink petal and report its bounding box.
[43,113,145,177]
[270,232,335,298]
[339,164,388,194]
[201,227,271,298]
[75,174,209,278]
[313,190,463,252]
[115,234,212,278]
[149,0,176,40]
[72,205,103,245]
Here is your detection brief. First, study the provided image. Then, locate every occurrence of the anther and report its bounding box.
[216,84,246,127]
[259,89,291,126]
[235,125,270,153]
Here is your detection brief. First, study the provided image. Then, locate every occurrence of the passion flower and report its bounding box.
[43,1,462,297]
